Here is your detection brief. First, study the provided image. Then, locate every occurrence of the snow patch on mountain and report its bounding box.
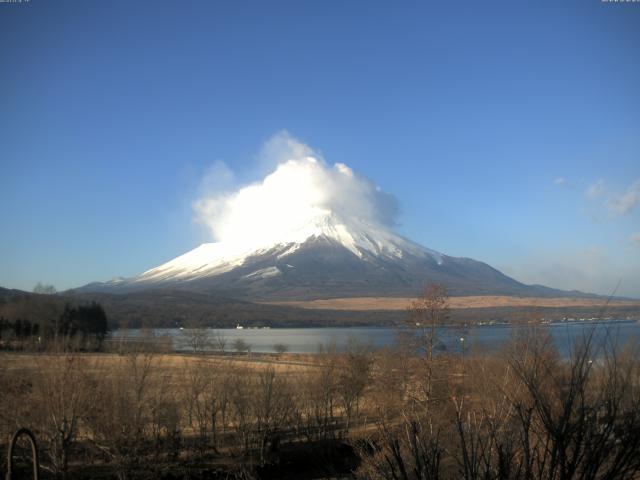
[243,266,281,280]
[135,211,443,285]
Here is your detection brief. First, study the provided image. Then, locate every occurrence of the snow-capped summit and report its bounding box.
[79,207,553,300]
[137,211,442,285]
[76,136,592,301]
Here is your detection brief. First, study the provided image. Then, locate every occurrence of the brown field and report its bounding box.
[263,295,640,311]
[0,351,316,375]
[3,334,640,479]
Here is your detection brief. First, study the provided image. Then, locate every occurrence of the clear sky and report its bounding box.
[1,0,639,297]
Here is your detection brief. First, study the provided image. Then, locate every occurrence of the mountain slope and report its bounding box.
[79,212,586,300]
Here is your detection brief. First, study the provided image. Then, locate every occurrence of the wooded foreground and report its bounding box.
[1,322,640,480]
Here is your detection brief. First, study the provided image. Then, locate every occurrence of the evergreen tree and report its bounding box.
[14,318,23,338]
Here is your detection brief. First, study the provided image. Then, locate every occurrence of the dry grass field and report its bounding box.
[0,351,316,376]
[264,295,640,311]
[2,326,640,479]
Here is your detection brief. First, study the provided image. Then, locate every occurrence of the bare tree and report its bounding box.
[504,325,640,480]
[27,352,91,479]
[359,322,640,480]
[299,342,340,440]
[337,338,372,432]
[148,368,182,461]
[358,344,446,480]
[234,338,250,355]
[205,363,233,449]
[356,416,444,480]
[181,358,207,438]
[228,366,253,454]
[183,326,212,354]
[273,342,288,355]
[214,331,227,354]
[252,365,293,464]
[179,357,234,455]
[33,282,57,295]
[85,351,158,480]
[403,283,450,405]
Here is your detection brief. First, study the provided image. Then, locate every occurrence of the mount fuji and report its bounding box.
[79,210,570,301]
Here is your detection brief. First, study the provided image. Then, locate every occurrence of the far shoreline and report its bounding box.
[261,295,640,311]
[111,317,639,332]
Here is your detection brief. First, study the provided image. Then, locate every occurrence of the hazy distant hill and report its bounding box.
[2,285,637,330]
[0,286,28,300]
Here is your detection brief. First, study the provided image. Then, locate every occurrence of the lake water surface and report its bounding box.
[111,320,640,357]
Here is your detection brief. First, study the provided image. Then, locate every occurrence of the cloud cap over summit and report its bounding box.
[193,132,399,249]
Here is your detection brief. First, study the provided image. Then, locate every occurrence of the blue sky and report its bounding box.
[1,0,639,296]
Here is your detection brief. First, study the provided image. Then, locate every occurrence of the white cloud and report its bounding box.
[585,179,604,199]
[607,179,640,215]
[553,177,567,186]
[631,232,640,248]
[256,130,317,172]
[198,161,235,195]
[192,131,398,246]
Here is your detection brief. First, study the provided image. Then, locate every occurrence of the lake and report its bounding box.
[110,320,640,357]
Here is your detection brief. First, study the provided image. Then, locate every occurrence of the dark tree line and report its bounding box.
[58,302,109,341]
[0,301,109,349]
[0,317,41,338]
